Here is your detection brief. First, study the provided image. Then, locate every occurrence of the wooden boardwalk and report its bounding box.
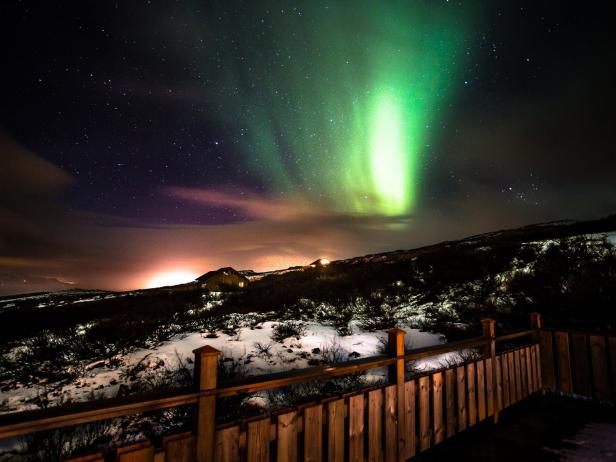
[413,394,616,462]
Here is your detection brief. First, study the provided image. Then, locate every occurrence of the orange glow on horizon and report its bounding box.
[250,254,310,272]
[146,269,199,288]
[124,253,334,291]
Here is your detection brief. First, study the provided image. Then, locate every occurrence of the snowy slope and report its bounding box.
[1,320,447,414]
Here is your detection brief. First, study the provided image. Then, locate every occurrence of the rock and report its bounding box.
[348,351,361,359]
[311,348,321,354]
[307,358,320,366]
[85,359,106,371]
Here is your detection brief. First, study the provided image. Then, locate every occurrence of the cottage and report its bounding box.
[310,258,331,268]
[196,267,249,291]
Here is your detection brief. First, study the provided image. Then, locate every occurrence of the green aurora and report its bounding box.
[186,2,472,216]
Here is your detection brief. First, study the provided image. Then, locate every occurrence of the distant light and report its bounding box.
[319,258,330,265]
[147,270,198,288]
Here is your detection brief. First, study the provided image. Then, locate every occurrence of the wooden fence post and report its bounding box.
[529,313,547,393]
[388,328,407,461]
[193,345,222,462]
[530,312,541,343]
[481,319,498,424]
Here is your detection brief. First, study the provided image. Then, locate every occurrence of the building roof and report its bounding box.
[196,267,248,282]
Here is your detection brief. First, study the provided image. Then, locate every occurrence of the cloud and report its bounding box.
[0,272,75,296]
[0,132,76,259]
[0,131,73,198]
[165,186,323,221]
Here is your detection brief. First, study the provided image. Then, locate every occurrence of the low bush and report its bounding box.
[252,341,273,357]
[356,296,400,331]
[319,337,346,365]
[271,321,306,343]
[315,301,354,336]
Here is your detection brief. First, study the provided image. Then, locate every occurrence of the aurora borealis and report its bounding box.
[1,1,615,294]
[186,3,471,216]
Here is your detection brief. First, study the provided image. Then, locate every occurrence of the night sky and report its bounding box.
[1,1,615,294]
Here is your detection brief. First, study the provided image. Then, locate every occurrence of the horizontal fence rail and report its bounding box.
[1,312,612,461]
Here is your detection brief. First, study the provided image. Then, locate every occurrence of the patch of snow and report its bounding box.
[0,320,446,414]
[71,296,102,304]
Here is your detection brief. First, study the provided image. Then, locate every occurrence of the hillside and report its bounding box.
[221,214,616,335]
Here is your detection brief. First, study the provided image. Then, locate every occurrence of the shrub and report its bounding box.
[437,348,483,369]
[217,357,247,382]
[198,312,225,338]
[356,296,400,331]
[20,396,113,461]
[319,337,347,365]
[139,353,193,391]
[271,321,306,343]
[253,341,273,357]
[315,302,354,336]
[265,374,368,412]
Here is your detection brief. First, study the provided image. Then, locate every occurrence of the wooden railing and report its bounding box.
[0,312,613,461]
[539,327,616,402]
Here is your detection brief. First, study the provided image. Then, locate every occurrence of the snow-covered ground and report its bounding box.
[1,320,448,415]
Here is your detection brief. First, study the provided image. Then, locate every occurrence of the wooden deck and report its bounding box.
[414,394,616,462]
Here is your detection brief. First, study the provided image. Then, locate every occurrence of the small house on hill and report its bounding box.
[310,258,331,268]
[196,267,249,291]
